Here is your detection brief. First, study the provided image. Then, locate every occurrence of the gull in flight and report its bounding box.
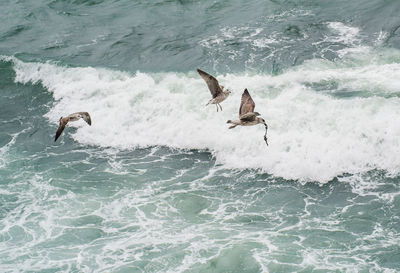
[227,89,269,145]
[54,112,92,142]
[197,68,231,111]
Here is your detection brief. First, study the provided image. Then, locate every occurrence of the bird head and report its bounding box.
[222,87,231,95]
[256,117,266,125]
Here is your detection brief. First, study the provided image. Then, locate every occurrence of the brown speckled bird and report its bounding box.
[197,68,231,112]
[227,89,269,145]
[54,112,92,142]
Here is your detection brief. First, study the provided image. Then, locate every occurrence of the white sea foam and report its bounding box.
[0,127,29,168]
[327,22,361,45]
[5,52,400,182]
[0,133,17,168]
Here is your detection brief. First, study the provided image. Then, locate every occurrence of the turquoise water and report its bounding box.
[1,0,400,272]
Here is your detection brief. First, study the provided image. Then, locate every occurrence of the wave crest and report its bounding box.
[4,54,400,182]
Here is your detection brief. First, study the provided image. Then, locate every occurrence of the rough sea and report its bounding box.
[1,0,400,272]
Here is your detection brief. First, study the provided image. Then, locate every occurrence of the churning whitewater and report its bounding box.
[5,49,400,182]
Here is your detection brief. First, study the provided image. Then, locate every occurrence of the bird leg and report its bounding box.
[216,104,219,112]
[218,103,223,111]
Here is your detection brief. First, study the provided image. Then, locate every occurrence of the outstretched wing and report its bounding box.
[77,112,92,125]
[55,120,67,142]
[239,89,255,118]
[68,112,92,125]
[197,68,223,98]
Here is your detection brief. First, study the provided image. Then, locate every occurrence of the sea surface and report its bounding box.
[1,0,400,272]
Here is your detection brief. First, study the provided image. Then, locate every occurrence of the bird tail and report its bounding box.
[227,120,238,129]
[206,99,213,106]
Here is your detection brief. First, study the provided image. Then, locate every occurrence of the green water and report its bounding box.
[1,0,400,272]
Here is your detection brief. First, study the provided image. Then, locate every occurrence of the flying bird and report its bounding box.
[197,68,231,111]
[227,89,269,145]
[54,112,92,142]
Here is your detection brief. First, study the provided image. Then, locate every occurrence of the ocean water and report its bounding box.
[1,0,400,272]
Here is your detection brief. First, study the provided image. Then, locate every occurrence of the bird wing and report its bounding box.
[54,119,68,142]
[239,89,255,118]
[77,112,92,125]
[239,112,259,122]
[68,112,92,125]
[197,68,223,98]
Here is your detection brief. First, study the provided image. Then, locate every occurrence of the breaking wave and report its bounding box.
[3,47,400,182]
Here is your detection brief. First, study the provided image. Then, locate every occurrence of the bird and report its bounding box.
[54,112,92,142]
[197,68,231,111]
[227,89,269,145]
